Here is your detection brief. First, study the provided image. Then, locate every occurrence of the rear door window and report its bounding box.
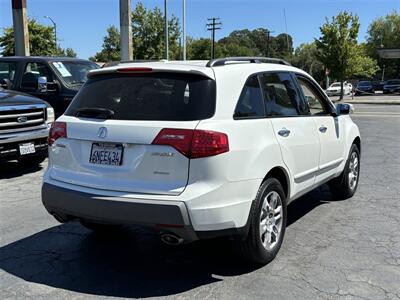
[66,73,216,121]
[234,75,265,119]
[259,72,305,117]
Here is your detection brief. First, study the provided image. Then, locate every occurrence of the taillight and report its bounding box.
[191,130,229,158]
[152,128,229,159]
[48,122,67,146]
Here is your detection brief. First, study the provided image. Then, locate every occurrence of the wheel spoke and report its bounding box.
[270,193,278,209]
[262,197,270,212]
[259,220,267,234]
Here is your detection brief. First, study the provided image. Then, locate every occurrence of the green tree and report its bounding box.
[292,42,325,82]
[348,44,380,78]
[131,2,180,59]
[218,28,293,58]
[91,2,181,61]
[315,11,361,99]
[0,18,76,57]
[90,25,121,62]
[366,10,400,79]
[64,47,77,58]
[186,37,211,59]
[271,33,293,59]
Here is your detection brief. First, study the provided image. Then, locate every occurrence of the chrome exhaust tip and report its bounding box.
[161,233,184,246]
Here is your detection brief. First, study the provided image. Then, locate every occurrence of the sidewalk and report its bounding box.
[330,93,400,105]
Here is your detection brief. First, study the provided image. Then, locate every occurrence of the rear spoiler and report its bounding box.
[88,64,215,80]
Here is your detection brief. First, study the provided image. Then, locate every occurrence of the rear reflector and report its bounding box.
[48,122,67,146]
[152,128,229,159]
[116,67,153,73]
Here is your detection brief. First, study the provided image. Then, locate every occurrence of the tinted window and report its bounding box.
[297,76,328,115]
[21,62,54,90]
[234,75,265,118]
[0,62,17,84]
[51,61,98,86]
[260,72,303,117]
[66,73,215,121]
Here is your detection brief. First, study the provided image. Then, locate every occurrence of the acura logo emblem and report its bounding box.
[17,116,28,123]
[98,127,108,139]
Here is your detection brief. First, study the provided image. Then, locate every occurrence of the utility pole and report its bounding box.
[206,17,222,59]
[182,0,186,60]
[120,0,133,61]
[266,29,274,57]
[164,0,169,60]
[12,0,30,56]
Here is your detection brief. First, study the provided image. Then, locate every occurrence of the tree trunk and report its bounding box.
[340,80,344,100]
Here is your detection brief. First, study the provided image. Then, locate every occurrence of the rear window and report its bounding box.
[65,73,216,121]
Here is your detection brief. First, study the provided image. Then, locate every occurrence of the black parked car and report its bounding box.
[355,81,375,96]
[0,88,54,164]
[372,81,386,91]
[0,56,99,116]
[383,79,400,94]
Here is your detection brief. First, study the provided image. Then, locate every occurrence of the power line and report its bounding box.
[206,17,222,59]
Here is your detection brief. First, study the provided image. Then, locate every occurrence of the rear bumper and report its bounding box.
[42,182,198,242]
[0,136,48,161]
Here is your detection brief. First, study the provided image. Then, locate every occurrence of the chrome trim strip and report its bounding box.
[0,111,44,119]
[0,124,48,135]
[0,104,47,112]
[0,118,44,127]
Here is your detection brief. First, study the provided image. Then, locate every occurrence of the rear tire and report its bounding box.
[235,178,287,265]
[329,144,360,200]
[80,220,121,233]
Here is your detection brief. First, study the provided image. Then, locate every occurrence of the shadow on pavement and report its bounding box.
[0,160,44,180]
[0,184,339,298]
[0,223,258,298]
[287,184,335,227]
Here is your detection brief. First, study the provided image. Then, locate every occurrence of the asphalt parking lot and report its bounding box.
[1,104,400,300]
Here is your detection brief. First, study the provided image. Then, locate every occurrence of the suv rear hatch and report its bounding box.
[49,70,216,195]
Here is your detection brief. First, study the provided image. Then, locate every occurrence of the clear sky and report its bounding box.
[1,0,399,59]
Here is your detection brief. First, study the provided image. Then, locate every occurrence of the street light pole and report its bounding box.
[182,0,186,60]
[164,0,169,60]
[44,16,57,51]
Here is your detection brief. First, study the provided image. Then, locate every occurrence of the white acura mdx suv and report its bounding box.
[42,57,361,264]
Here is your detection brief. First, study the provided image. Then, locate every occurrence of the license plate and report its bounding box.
[89,143,123,166]
[19,142,36,155]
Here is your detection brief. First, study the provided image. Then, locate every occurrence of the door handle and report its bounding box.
[278,128,291,137]
[319,126,328,133]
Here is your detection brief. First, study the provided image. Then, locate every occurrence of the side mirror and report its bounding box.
[336,103,354,115]
[38,76,47,92]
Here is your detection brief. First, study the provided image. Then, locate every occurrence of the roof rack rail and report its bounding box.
[206,57,291,67]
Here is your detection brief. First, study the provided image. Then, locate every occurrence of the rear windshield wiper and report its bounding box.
[75,107,114,119]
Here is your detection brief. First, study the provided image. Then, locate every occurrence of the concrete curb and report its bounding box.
[332,100,400,105]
